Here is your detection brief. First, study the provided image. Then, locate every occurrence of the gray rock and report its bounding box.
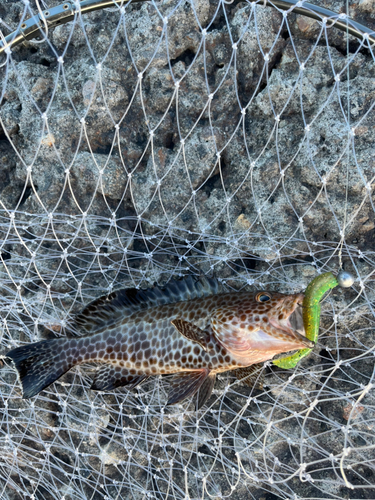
[69,151,128,200]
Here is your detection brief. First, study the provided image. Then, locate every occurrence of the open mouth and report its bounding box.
[286,304,315,348]
[269,302,315,349]
[289,304,305,337]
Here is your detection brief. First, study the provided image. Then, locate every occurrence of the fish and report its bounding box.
[3,276,313,408]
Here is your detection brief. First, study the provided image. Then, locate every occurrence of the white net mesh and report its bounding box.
[0,0,374,498]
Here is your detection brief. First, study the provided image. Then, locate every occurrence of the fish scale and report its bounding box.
[3,276,314,408]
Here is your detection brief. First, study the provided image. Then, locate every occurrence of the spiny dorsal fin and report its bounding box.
[71,276,224,335]
[232,363,264,388]
[91,365,149,391]
[171,319,210,351]
[167,369,210,406]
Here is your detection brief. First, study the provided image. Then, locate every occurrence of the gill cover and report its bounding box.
[210,306,255,354]
[211,295,312,358]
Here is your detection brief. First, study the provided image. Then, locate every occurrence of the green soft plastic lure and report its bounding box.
[273,272,339,369]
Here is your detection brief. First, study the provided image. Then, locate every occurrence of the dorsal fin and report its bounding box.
[70,276,224,335]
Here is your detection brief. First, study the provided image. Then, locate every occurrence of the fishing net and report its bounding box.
[0,0,374,498]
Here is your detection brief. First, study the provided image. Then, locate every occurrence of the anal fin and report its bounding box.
[167,369,210,406]
[91,364,149,391]
[171,319,210,351]
[232,363,264,389]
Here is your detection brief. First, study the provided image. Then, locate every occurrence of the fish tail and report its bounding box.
[4,338,75,398]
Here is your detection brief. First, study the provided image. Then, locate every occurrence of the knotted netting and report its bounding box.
[0,0,374,498]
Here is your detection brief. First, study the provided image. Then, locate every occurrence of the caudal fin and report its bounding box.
[4,339,74,398]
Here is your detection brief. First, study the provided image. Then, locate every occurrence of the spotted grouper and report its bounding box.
[3,277,313,408]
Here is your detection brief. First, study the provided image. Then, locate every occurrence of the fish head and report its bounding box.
[211,291,314,363]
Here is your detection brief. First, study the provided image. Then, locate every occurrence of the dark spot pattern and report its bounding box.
[6,281,305,403]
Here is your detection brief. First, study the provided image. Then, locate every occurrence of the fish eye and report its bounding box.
[256,292,272,302]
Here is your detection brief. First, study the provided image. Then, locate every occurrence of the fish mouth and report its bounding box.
[276,302,315,349]
[268,296,315,350]
[211,294,314,360]
[289,304,306,337]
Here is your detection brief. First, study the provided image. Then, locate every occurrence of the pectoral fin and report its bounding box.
[232,363,264,389]
[171,319,209,351]
[167,369,210,406]
[91,365,149,391]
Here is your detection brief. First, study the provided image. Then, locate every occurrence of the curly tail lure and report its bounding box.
[273,271,354,369]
